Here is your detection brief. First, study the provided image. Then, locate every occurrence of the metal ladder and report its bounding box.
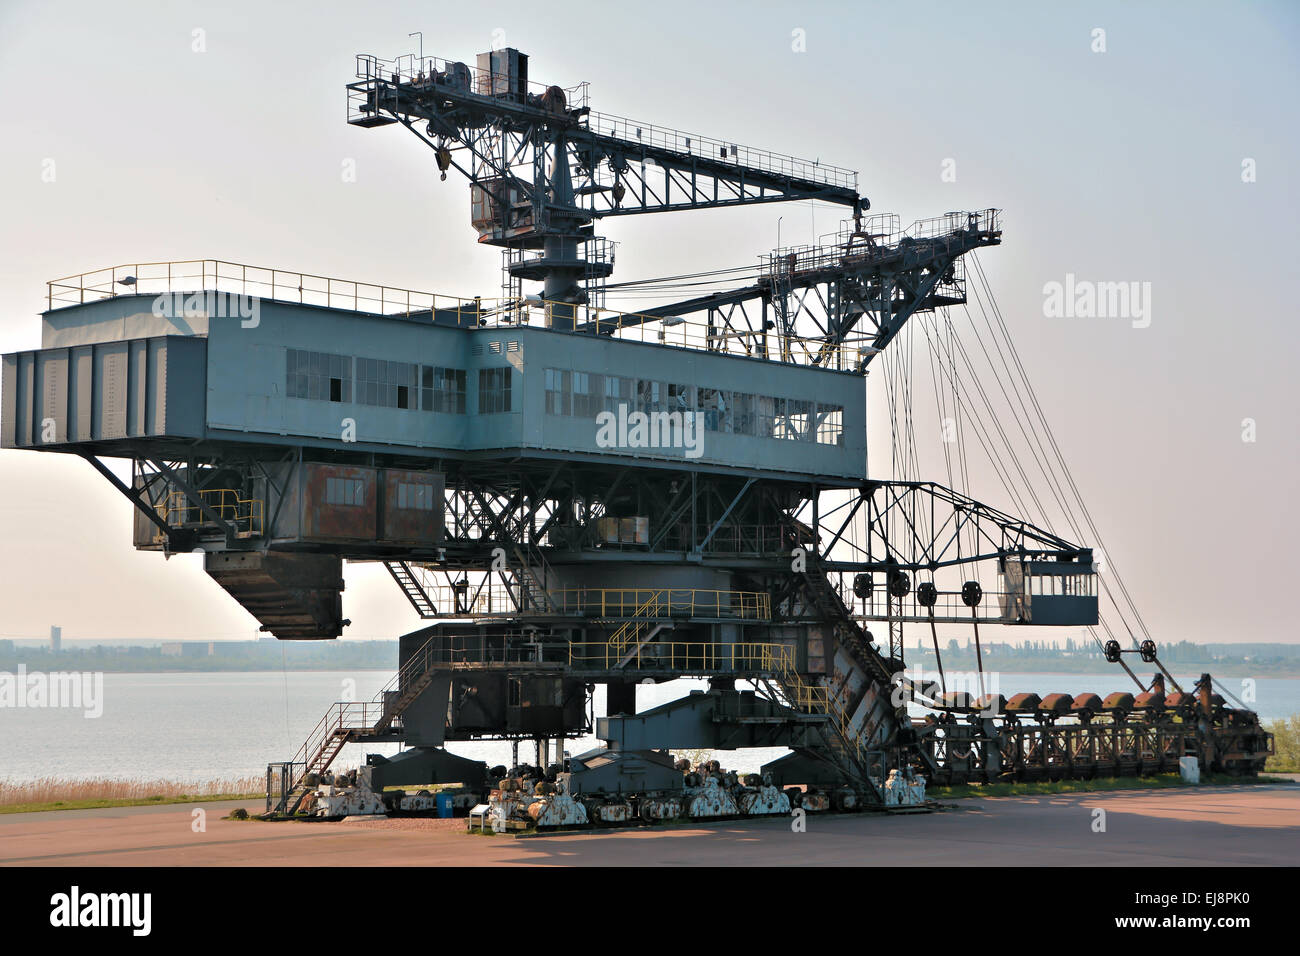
[385,560,438,618]
[270,634,449,813]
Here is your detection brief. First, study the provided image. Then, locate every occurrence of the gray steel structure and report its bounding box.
[6,43,1263,818]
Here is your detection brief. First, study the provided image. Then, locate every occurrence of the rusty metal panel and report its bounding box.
[1103,692,1135,712]
[1134,691,1165,711]
[805,625,826,674]
[1040,693,1073,715]
[380,468,445,545]
[1005,692,1041,713]
[1071,693,1103,715]
[300,463,378,541]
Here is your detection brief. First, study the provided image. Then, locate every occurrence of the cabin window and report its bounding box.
[395,482,434,511]
[325,476,365,507]
[479,367,512,414]
[287,349,352,403]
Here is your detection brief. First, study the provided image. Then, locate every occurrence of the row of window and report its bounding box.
[395,481,436,511]
[542,369,845,445]
[1026,574,1096,597]
[324,476,366,507]
[288,352,838,445]
[286,349,500,415]
[323,476,438,511]
[287,349,353,403]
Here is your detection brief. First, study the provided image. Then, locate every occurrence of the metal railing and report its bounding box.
[46,259,484,317]
[848,586,1017,624]
[762,208,1002,281]
[691,523,811,555]
[387,635,572,673]
[288,702,383,774]
[403,583,772,620]
[349,51,852,190]
[547,587,770,620]
[581,111,857,190]
[265,761,303,815]
[154,487,264,537]
[414,576,523,617]
[569,640,794,672]
[483,299,855,369]
[353,52,591,111]
[45,259,854,369]
[754,632,885,772]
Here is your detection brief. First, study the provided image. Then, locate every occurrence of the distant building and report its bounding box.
[161,642,214,658]
[49,625,61,653]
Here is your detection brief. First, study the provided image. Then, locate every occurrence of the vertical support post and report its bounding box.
[928,607,946,695]
[971,606,986,698]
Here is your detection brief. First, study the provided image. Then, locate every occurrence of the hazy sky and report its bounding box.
[1,1,1296,646]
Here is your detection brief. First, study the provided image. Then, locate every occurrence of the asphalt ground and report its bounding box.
[2,781,1296,866]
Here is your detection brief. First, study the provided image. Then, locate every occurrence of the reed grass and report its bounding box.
[0,775,263,813]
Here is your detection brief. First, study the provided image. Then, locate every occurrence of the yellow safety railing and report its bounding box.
[568,587,773,669]
[548,588,770,620]
[568,640,795,673]
[606,589,669,656]
[756,643,877,764]
[155,488,264,537]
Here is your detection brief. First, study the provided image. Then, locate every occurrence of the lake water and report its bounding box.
[1,670,1295,786]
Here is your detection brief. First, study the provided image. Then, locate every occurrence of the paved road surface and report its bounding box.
[2,783,1296,866]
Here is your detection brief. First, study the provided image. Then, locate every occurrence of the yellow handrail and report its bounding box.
[155,487,264,537]
[549,587,770,620]
[567,640,795,673]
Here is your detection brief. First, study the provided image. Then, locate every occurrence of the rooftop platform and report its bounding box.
[44,259,858,371]
[8,264,869,482]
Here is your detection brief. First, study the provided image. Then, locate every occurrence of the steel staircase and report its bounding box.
[371,635,444,734]
[759,555,904,798]
[606,589,668,657]
[271,701,383,814]
[385,560,439,618]
[511,544,557,613]
[802,556,895,686]
[269,634,448,814]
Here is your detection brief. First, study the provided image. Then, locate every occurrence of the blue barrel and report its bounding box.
[436,792,453,818]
